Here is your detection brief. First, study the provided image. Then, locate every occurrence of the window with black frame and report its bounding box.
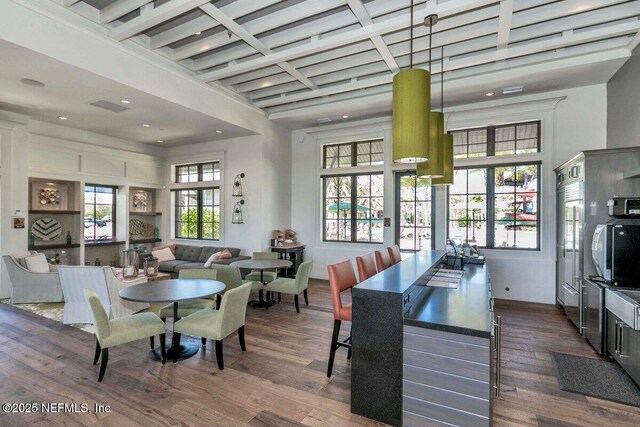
[323,139,384,169]
[174,188,220,240]
[396,172,434,252]
[322,173,383,243]
[84,185,116,242]
[175,162,220,183]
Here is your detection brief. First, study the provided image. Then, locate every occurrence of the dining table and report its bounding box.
[119,278,225,361]
[230,259,292,308]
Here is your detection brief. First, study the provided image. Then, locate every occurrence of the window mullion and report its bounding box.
[487,168,496,248]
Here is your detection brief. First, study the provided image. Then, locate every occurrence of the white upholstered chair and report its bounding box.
[2,253,63,303]
[58,266,149,324]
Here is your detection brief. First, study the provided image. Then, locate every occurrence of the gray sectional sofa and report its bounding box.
[156,244,250,277]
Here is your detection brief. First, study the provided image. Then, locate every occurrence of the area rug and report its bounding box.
[1,298,94,333]
[550,351,640,407]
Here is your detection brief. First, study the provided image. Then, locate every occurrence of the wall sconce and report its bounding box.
[232,173,245,197]
[232,200,245,224]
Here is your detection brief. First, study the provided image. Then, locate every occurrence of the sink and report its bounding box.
[606,288,640,330]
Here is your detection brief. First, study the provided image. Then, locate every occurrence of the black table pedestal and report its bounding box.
[150,343,199,361]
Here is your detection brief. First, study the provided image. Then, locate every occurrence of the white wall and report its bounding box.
[290,85,607,304]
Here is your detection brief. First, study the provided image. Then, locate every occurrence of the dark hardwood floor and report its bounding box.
[0,283,638,426]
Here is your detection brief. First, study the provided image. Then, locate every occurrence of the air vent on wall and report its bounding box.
[89,100,130,113]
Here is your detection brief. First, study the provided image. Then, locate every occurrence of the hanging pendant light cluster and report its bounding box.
[392,0,430,163]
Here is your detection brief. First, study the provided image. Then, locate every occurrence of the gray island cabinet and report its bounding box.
[351,250,495,427]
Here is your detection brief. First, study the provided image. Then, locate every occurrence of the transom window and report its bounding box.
[453,121,540,159]
[322,173,383,243]
[84,185,116,242]
[323,139,384,169]
[174,188,220,240]
[176,162,220,183]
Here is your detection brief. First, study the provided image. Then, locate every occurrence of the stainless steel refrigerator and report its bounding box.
[555,148,640,352]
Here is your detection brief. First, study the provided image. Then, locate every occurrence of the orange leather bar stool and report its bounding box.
[388,245,402,265]
[356,252,378,283]
[326,260,357,377]
[375,249,392,272]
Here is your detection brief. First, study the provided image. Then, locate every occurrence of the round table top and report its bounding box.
[230,259,292,270]
[119,279,226,303]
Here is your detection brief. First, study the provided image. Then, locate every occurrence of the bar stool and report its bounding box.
[388,245,402,265]
[375,249,392,272]
[326,260,356,377]
[356,252,378,282]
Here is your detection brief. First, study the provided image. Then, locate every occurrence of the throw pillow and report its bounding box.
[152,244,176,256]
[218,249,232,260]
[203,252,221,268]
[152,247,175,263]
[24,253,50,273]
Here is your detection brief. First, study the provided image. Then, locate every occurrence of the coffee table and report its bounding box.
[119,278,225,361]
[230,259,292,308]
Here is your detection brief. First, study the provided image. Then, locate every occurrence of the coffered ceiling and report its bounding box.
[53,0,640,127]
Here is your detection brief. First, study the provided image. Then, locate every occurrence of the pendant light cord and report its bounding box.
[410,0,414,69]
[428,15,432,71]
[441,44,444,112]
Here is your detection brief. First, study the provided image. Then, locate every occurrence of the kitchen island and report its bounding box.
[351,250,494,427]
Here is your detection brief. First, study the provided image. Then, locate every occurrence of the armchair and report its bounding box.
[2,254,63,303]
[58,266,149,324]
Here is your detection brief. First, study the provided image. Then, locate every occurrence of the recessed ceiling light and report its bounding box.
[502,86,524,95]
[215,130,223,134]
[157,140,164,143]
[142,124,150,128]
[20,78,45,87]
[195,31,201,35]
[120,99,131,104]
[58,116,68,120]
[342,115,349,119]
[485,92,494,97]
[260,81,272,88]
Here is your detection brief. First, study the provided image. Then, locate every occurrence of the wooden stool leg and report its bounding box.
[327,319,341,377]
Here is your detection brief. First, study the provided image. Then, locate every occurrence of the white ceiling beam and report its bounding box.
[109,0,211,42]
[512,0,629,28]
[60,0,81,6]
[253,20,640,108]
[346,0,399,73]
[199,4,316,90]
[198,0,497,82]
[173,0,345,61]
[100,0,152,25]
[496,0,513,48]
[150,0,281,50]
[627,30,640,51]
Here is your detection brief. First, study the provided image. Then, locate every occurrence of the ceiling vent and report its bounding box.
[89,100,129,113]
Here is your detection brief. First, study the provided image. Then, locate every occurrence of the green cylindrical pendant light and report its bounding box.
[392,69,431,163]
[392,0,431,164]
[416,111,444,178]
[432,133,454,186]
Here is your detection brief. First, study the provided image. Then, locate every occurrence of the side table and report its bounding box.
[271,245,305,278]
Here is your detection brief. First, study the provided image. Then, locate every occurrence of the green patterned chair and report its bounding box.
[244,252,278,292]
[84,288,166,382]
[266,260,312,313]
[174,282,252,369]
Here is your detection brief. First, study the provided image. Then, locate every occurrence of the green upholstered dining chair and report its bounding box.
[84,288,166,382]
[265,260,312,313]
[158,269,218,323]
[174,282,252,369]
[210,265,251,295]
[245,252,278,292]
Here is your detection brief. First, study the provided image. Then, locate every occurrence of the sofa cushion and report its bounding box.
[158,260,190,273]
[175,245,204,262]
[210,256,250,266]
[25,253,50,273]
[198,246,223,263]
[174,262,206,273]
[152,247,175,263]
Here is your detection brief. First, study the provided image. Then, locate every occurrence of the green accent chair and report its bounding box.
[245,252,278,292]
[211,264,252,295]
[266,260,312,313]
[174,282,252,369]
[84,288,166,382]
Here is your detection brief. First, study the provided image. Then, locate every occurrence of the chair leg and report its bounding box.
[98,348,108,382]
[216,294,221,310]
[201,337,207,347]
[327,319,341,377]
[150,336,155,349]
[215,340,224,370]
[160,334,166,365]
[238,326,246,351]
[93,341,101,365]
[303,289,309,306]
[294,294,300,313]
[173,333,181,363]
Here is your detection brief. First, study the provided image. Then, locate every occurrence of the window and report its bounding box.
[323,173,383,243]
[323,139,384,169]
[176,162,220,183]
[396,172,434,252]
[453,121,540,159]
[174,188,220,240]
[448,164,540,249]
[84,185,116,242]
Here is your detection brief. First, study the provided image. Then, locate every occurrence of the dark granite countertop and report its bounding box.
[403,263,492,338]
[354,250,446,294]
